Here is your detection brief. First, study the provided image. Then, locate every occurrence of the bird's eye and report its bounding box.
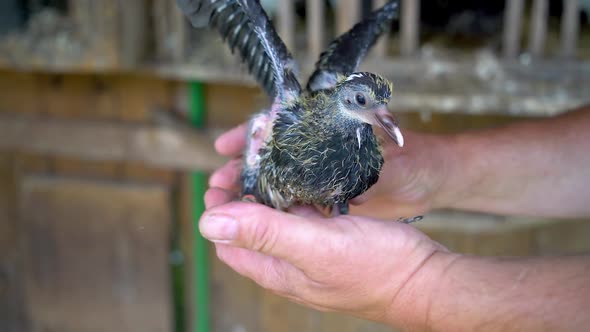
[355,93,366,106]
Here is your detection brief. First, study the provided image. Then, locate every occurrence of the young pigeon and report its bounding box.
[177,0,407,217]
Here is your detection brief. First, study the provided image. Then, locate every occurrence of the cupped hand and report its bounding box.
[210,123,455,219]
[202,187,449,327]
[205,124,454,326]
[351,131,455,218]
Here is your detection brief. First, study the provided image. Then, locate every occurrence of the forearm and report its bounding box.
[436,107,590,218]
[394,253,590,331]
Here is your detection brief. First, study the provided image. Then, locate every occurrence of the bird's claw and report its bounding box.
[396,215,423,224]
[241,194,258,203]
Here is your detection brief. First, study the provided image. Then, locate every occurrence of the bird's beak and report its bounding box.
[374,107,404,147]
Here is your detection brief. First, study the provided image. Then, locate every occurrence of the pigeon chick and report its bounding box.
[177,0,404,216]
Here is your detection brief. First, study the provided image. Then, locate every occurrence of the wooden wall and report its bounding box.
[0,70,179,332]
[1,69,589,332]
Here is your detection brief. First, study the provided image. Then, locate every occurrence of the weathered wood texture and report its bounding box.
[0,113,224,172]
[210,253,393,332]
[0,154,28,332]
[0,0,148,70]
[156,57,590,116]
[2,66,590,332]
[400,0,420,56]
[306,0,326,59]
[153,0,188,62]
[0,70,183,331]
[1,0,588,116]
[19,176,172,332]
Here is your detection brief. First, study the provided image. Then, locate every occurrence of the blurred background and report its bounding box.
[0,0,589,331]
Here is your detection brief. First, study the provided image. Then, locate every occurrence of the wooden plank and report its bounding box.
[52,157,123,179]
[154,56,590,116]
[0,154,17,232]
[528,0,549,57]
[14,153,52,175]
[37,73,123,178]
[205,83,262,127]
[118,74,174,123]
[0,0,148,70]
[400,0,420,56]
[502,0,525,58]
[373,0,390,57]
[318,313,391,332]
[259,291,290,331]
[115,74,176,180]
[306,0,325,59]
[257,288,392,332]
[0,153,28,332]
[2,57,589,119]
[560,0,580,58]
[204,84,250,125]
[39,74,119,120]
[70,0,146,68]
[153,0,188,62]
[92,75,122,120]
[35,72,177,181]
[117,0,148,68]
[336,0,359,35]
[2,56,587,117]
[0,113,226,172]
[123,163,175,185]
[0,70,42,115]
[178,174,195,332]
[277,0,296,51]
[20,175,172,332]
[210,251,262,332]
[411,212,535,256]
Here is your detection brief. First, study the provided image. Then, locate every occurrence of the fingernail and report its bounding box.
[200,214,238,242]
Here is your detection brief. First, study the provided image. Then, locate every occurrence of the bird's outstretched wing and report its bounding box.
[177,0,301,101]
[306,1,399,92]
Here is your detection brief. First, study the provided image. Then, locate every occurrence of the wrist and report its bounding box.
[429,133,481,210]
[382,249,461,330]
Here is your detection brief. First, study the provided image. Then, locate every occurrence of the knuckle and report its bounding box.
[249,218,278,254]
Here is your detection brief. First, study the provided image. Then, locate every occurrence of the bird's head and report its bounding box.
[334,72,404,147]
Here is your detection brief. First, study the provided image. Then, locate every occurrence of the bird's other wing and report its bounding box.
[306,1,399,92]
[177,0,301,102]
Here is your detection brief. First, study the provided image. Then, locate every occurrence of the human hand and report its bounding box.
[201,187,449,327]
[210,124,456,219]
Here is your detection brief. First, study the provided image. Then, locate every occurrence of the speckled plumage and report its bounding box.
[178,0,402,214]
[256,89,385,212]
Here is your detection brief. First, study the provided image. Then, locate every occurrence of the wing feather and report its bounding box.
[306,1,399,92]
[177,0,301,101]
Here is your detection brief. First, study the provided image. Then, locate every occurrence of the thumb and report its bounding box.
[199,202,324,264]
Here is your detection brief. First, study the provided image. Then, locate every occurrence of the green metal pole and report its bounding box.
[189,82,210,332]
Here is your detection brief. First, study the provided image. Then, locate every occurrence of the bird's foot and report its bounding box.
[396,215,423,224]
[241,194,258,203]
[331,202,349,217]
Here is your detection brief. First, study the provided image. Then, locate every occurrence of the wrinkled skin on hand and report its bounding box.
[203,123,450,326]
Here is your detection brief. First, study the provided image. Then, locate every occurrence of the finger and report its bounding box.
[200,202,327,266]
[204,187,237,209]
[215,123,248,157]
[350,191,371,205]
[288,205,325,218]
[209,158,242,190]
[215,244,308,296]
